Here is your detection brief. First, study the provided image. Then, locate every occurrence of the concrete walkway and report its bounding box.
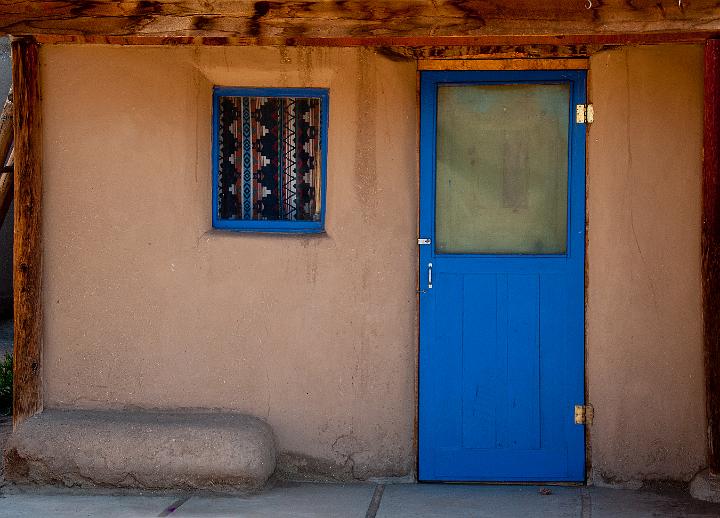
[2,482,720,517]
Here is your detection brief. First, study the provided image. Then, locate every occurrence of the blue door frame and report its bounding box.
[418,70,587,482]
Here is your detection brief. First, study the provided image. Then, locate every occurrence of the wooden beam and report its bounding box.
[703,38,720,475]
[12,37,42,429]
[379,44,606,61]
[0,88,11,163]
[0,169,12,229]
[418,58,589,70]
[0,88,13,228]
[29,33,718,46]
[0,1,719,44]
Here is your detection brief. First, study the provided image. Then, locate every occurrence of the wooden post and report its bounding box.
[0,90,14,227]
[0,88,12,162]
[0,167,12,228]
[704,38,720,475]
[12,37,42,428]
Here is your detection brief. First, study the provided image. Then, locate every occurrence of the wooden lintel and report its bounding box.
[27,32,720,48]
[0,1,718,44]
[418,58,589,71]
[379,45,606,61]
[12,37,43,428]
[0,89,12,228]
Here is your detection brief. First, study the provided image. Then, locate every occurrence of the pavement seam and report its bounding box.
[158,495,190,516]
[364,483,385,518]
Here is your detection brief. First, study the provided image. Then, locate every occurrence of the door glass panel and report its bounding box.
[435,84,569,254]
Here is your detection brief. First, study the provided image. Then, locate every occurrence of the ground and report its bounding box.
[0,318,10,483]
[0,413,8,483]
[1,482,720,517]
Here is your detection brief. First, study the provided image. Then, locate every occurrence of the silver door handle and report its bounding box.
[428,262,433,289]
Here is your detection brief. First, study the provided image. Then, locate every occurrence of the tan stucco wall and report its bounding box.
[587,44,707,485]
[40,45,418,479]
[40,43,707,483]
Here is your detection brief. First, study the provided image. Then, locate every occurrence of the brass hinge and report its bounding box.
[574,404,594,425]
[576,104,594,124]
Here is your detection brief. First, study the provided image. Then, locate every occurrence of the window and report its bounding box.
[212,87,328,232]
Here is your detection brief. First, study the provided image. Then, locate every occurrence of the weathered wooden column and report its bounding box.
[703,38,720,475]
[0,89,14,226]
[11,37,42,428]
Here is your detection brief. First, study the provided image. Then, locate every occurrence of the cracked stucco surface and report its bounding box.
[39,45,417,480]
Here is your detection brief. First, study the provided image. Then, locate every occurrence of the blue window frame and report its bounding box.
[212,87,329,233]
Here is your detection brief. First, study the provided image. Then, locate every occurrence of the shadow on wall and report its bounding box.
[0,37,11,318]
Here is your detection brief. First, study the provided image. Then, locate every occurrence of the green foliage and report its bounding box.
[0,352,11,414]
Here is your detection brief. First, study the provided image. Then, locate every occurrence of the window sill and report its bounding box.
[201,228,330,240]
[212,220,325,234]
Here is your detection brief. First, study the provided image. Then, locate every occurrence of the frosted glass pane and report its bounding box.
[435,84,569,254]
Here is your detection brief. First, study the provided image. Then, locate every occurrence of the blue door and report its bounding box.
[418,70,586,482]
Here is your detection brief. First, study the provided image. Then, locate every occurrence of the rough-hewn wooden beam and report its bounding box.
[0,89,13,227]
[418,58,589,70]
[12,37,42,429]
[703,38,720,475]
[0,89,12,163]
[0,1,719,44]
[28,33,718,47]
[0,170,12,229]
[378,44,606,61]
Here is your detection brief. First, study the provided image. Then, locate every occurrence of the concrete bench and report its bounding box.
[3,409,276,491]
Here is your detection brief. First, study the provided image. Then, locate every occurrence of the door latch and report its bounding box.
[418,238,431,245]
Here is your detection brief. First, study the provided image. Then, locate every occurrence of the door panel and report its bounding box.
[418,70,586,482]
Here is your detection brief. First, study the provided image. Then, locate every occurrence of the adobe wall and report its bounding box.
[586,45,707,485]
[39,43,707,483]
[40,45,419,480]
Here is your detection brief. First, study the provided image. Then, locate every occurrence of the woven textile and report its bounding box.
[217,96,322,221]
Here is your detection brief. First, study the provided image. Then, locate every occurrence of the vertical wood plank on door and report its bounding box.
[12,37,43,428]
[506,274,541,450]
[462,274,498,450]
[538,274,567,451]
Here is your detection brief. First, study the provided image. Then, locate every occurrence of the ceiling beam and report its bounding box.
[0,1,719,45]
